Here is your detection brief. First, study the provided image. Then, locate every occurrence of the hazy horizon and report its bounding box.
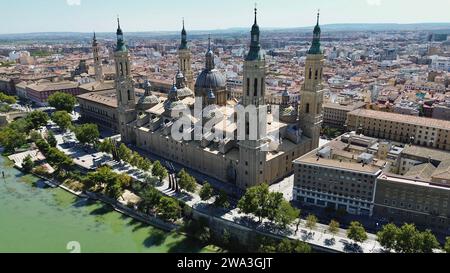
[2,0,450,35]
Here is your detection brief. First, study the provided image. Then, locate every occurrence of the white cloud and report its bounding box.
[66,0,81,6]
[366,0,382,6]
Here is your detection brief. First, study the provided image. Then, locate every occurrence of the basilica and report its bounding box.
[82,10,325,190]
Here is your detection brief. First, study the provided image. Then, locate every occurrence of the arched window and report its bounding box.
[120,63,123,76]
[246,78,250,96]
[127,90,131,101]
[306,103,310,114]
[315,70,318,80]
[254,78,258,97]
[261,78,264,97]
[309,68,312,79]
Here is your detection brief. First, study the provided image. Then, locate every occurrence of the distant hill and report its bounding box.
[1,23,449,42]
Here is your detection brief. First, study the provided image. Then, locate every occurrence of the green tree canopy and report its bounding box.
[48,92,76,112]
[394,224,422,253]
[199,182,214,201]
[98,138,115,154]
[138,186,162,214]
[328,220,340,236]
[51,111,72,131]
[26,111,49,130]
[158,197,181,222]
[305,214,318,231]
[117,143,132,163]
[419,230,439,253]
[152,161,168,183]
[0,127,27,153]
[274,200,300,229]
[347,221,368,244]
[214,190,230,209]
[0,92,17,104]
[46,131,57,147]
[22,155,34,173]
[377,223,399,252]
[178,169,197,193]
[444,237,450,253]
[74,124,99,145]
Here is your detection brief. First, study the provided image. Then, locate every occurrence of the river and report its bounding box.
[0,155,213,253]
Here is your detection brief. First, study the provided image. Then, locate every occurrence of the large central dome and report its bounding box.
[195,69,226,90]
[194,37,228,106]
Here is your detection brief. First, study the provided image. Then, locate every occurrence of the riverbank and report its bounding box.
[0,154,216,253]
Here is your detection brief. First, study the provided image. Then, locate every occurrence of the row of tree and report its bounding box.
[237,183,299,229]
[99,140,152,172]
[377,223,442,253]
[0,110,49,153]
[258,237,312,253]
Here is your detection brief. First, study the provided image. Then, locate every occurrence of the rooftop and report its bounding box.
[348,109,450,130]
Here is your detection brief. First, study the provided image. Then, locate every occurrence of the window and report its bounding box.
[254,78,258,97]
[306,103,310,114]
[315,69,318,80]
[127,90,131,101]
[246,78,250,96]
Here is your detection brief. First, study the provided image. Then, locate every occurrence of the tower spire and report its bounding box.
[117,16,121,30]
[254,3,258,25]
[317,9,320,25]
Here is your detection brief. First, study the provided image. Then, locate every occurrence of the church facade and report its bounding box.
[102,11,325,190]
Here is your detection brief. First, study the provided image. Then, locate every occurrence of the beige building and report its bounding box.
[115,12,322,190]
[347,109,450,151]
[323,101,366,129]
[374,174,450,234]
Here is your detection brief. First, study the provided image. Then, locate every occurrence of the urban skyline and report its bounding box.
[2,0,450,34]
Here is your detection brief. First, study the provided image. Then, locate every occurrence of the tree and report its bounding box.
[74,124,99,146]
[98,138,115,154]
[152,161,168,183]
[178,169,197,193]
[0,127,27,153]
[130,151,141,167]
[199,182,214,201]
[420,230,439,253]
[26,111,49,130]
[139,186,162,214]
[29,131,42,143]
[0,92,17,104]
[48,92,76,113]
[214,190,230,209]
[305,214,318,231]
[276,239,311,253]
[274,200,299,229]
[444,237,450,253]
[86,166,117,191]
[105,180,124,199]
[46,147,73,169]
[51,111,72,131]
[328,220,340,237]
[9,118,32,134]
[22,155,34,173]
[347,221,368,245]
[139,159,152,172]
[158,197,181,222]
[46,131,57,147]
[394,224,422,253]
[117,173,133,189]
[377,223,399,252]
[118,143,132,163]
[238,183,273,222]
[35,138,50,155]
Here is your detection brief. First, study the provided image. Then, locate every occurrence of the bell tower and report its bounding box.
[237,7,268,189]
[92,32,104,82]
[299,11,324,149]
[178,19,194,90]
[114,18,136,143]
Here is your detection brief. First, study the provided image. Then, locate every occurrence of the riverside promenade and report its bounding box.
[53,132,384,253]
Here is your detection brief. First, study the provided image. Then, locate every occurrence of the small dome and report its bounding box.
[138,94,160,106]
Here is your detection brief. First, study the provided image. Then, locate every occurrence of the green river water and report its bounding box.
[0,156,212,253]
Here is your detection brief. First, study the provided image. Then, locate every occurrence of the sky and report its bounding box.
[2,0,450,34]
